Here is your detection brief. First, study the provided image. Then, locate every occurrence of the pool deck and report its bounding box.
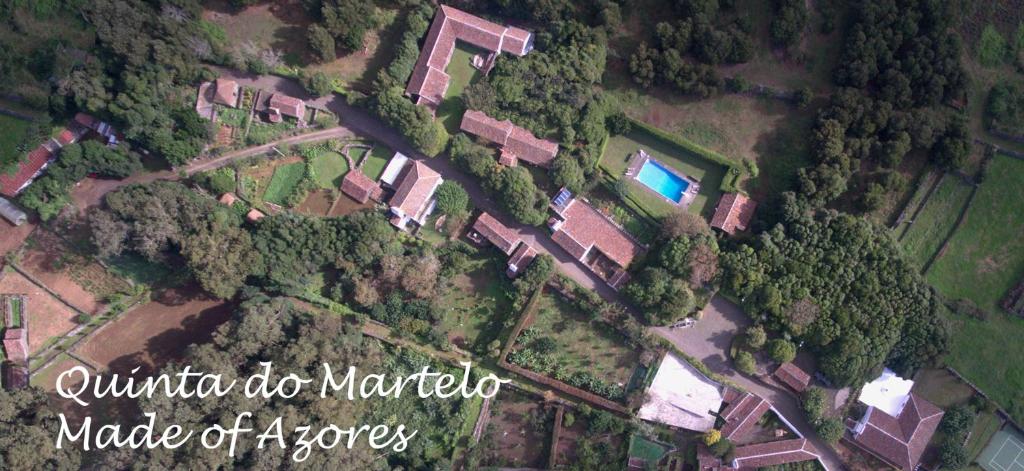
[625,149,700,209]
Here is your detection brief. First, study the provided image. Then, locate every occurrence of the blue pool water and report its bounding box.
[636,160,689,203]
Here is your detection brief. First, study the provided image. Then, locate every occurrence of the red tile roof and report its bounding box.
[246,209,265,222]
[774,362,812,393]
[56,129,76,146]
[219,193,238,206]
[3,328,28,363]
[473,212,521,255]
[498,148,518,166]
[73,112,99,129]
[851,393,944,470]
[4,365,29,389]
[711,193,757,235]
[507,242,536,274]
[460,110,558,168]
[720,392,771,440]
[405,6,532,105]
[213,78,240,107]
[732,438,819,469]
[269,93,305,120]
[0,146,54,197]
[390,161,442,221]
[551,199,642,269]
[341,170,382,204]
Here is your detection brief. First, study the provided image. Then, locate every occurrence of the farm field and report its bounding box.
[436,43,484,134]
[71,286,233,376]
[898,175,974,270]
[437,253,513,353]
[18,230,131,314]
[516,289,640,388]
[310,150,348,189]
[262,161,306,204]
[0,268,78,355]
[602,128,728,218]
[552,411,628,468]
[475,389,554,469]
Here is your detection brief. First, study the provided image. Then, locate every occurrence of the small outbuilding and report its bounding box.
[0,197,28,226]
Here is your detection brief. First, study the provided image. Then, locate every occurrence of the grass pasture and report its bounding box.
[361,145,392,181]
[310,150,348,189]
[438,253,514,353]
[602,128,728,218]
[262,161,306,205]
[899,174,974,270]
[436,43,485,134]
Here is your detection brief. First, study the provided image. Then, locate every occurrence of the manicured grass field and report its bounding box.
[438,253,513,353]
[928,155,1024,309]
[361,145,392,181]
[899,175,973,269]
[310,150,348,189]
[525,290,640,387]
[436,43,484,134]
[0,114,31,170]
[263,162,306,204]
[601,128,728,218]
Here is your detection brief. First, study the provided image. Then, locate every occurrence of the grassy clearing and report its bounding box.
[361,145,392,180]
[436,43,484,134]
[928,155,1024,309]
[602,128,727,218]
[263,162,306,204]
[310,150,348,189]
[217,107,249,128]
[524,290,640,387]
[438,253,513,353]
[246,119,296,145]
[899,175,973,269]
[0,114,32,170]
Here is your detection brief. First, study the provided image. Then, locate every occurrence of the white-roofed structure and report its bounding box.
[638,352,724,432]
[380,152,410,187]
[0,197,27,226]
[858,368,914,416]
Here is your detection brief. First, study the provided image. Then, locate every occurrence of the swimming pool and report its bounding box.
[635,159,689,203]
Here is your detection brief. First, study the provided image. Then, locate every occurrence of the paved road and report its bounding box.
[211,67,623,301]
[654,296,844,471]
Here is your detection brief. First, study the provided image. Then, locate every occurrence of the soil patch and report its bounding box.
[0,269,78,354]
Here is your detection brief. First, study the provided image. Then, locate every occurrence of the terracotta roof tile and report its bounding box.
[56,129,76,146]
[3,328,28,363]
[732,438,819,469]
[269,94,305,120]
[551,199,642,269]
[219,193,238,206]
[505,126,558,167]
[852,393,943,470]
[774,362,811,393]
[246,209,265,222]
[341,171,382,204]
[472,212,521,255]
[460,110,513,144]
[507,242,536,272]
[721,393,771,440]
[711,193,757,234]
[0,146,54,197]
[390,161,442,220]
[4,365,29,389]
[213,78,240,107]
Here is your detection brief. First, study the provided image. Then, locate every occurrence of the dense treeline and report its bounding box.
[721,196,948,386]
[797,0,971,210]
[628,0,754,96]
[0,386,83,469]
[368,87,449,157]
[92,295,465,470]
[448,134,549,225]
[770,0,808,48]
[986,80,1024,137]
[305,0,379,61]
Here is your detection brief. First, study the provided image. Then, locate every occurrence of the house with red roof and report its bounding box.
[847,393,944,470]
[774,362,812,393]
[212,78,240,107]
[268,93,306,124]
[459,110,559,167]
[388,160,443,231]
[720,392,772,441]
[0,146,55,198]
[730,438,821,469]
[548,191,644,289]
[405,5,533,109]
[506,242,536,277]
[341,170,383,204]
[3,328,28,364]
[246,209,265,222]
[467,212,538,277]
[710,193,757,235]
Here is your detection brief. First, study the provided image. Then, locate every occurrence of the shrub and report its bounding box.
[709,437,735,460]
[940,404,975,440]
[745,325,767,350]
[74,313,93,324]
[563,412,575,428]
[703,429,722,446]
[735,351,757,375]
[978,25,1008,67]
[434,181,470,217]
[802,386,828,425]
[766,338,797,363]
[816,417,844,444]
[939,440,968,469]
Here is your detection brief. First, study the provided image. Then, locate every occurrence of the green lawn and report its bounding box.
[926,155,1024,423]
[0,114,31,171]
[9,296,23,327]
[628,435,670,463]
[601,128,728,218]
[438,252,513,353]
[899,175,974,269]
[263,162,306,204]
[361,145,392,181]
[524,290,640,386]
[310,150,348,189]
[217,107,249,128]
[436,43,484,134]
[246,119,296,146]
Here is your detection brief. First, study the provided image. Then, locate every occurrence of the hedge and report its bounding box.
[625,117,747,193]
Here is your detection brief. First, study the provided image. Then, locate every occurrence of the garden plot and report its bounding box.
[437,253,513,353]
[508,288,641,401]
[475,389,554,469]
[18,230,131,314]
[552,410,628,468]
[0,269,78,355]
